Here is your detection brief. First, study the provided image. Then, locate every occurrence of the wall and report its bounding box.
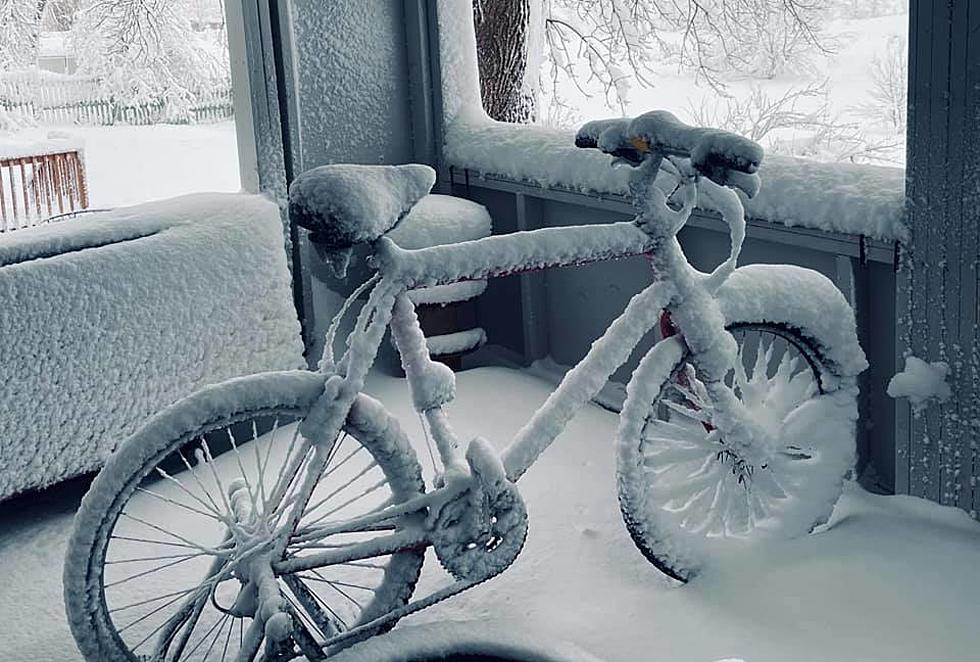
[900,0,980,513]
[290,0,416,169]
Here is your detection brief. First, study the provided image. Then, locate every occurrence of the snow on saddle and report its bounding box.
[289,163,436,251]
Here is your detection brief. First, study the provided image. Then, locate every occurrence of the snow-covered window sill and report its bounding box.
[435,1,908,246]
[443,118,908,245]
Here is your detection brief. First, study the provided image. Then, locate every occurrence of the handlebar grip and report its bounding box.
[628,111,763,175]
[575,111,765,193]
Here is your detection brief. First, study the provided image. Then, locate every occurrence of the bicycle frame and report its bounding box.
[273,157,747,545]
[246,159,754,652]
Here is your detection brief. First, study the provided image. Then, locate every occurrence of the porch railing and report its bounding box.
[0,148,89,232]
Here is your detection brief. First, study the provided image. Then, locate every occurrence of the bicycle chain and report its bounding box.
[321,510,529,655]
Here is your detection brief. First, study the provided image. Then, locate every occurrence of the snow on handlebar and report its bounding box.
[576,110,763,199]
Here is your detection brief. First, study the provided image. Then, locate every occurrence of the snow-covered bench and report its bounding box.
[0,193,305,500]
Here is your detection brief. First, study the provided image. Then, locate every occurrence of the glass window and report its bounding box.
[474,0,908,167]
[1,0,241,230]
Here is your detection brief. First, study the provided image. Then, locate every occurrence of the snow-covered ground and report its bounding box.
[1,366,978,661]
[5,121,241,210]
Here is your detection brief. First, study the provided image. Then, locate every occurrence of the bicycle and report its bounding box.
[64,111,866,661]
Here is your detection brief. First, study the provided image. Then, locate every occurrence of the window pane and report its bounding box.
[490,0,909,167]
[1,0,240,229]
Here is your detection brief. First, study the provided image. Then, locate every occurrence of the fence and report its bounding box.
[0,146,89,232]
[0,70,233,126]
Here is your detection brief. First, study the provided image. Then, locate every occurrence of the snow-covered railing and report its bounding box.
[0,138,89,231]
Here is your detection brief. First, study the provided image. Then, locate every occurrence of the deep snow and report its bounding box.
[1,367,978,661]
[3,122,241,210]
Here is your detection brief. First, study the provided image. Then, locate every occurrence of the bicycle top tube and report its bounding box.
[371,220,656,290]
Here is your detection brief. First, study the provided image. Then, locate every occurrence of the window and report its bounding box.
[0,0,241,228]
[474,0,909,167]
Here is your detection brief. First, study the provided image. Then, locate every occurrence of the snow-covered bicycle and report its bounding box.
[64,111,866,661]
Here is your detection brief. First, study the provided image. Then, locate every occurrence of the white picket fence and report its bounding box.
[0,70,233,126]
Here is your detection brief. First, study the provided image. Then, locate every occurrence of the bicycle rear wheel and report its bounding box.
[617,322,858,582]
[64,371,426,661]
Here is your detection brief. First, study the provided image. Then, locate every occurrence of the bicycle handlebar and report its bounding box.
[576,111,764,197]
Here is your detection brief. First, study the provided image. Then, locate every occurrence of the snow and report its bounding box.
[289,163,436,250]
[408,279,487,306]
[436,1,908,243]
[0,193,304,499]
[3,122,241,209]
[2,367,978,661]
[443,119,907,242]
[716,264,868,380]
[888,355,952,412]
[387,194,492,250]
[426,328,487,356]
[0,131,83,159]
[373,220,653,290]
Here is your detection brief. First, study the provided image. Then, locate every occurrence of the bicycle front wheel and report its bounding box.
[64,371,426,661]
[617,322,858,582]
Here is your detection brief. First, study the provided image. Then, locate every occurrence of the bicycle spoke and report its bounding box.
[220,609,235,661]
[252,420,269,509]
[106,550,214,566]
[201,611,231,661]
[115,588,197,635]
[309,568,363,610]
[662,398,711,424]
[135,486,225,523]
[303,476,388,530]
[175,449,225,517]
[108,585,200,614]
[118,511,224,556]
[225,427,260,520]
[182,610,230,660]
[299,573,376,593]
[291,575,350,632]
[197,437,235,518]
[104,552,204,589]
[153,465,226,522]
[130,585,208,653]
[303,459,379,524]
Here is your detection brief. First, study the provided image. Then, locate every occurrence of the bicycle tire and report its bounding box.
[64,370,426,661]
[617,321,858,582]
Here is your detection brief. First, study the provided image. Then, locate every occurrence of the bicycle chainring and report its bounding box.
[431,481,528,582]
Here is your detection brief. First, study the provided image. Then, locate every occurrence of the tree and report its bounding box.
[471,0,831,123]
[472,0,537,122]
[0,0,44,70]
[71,0,226,121]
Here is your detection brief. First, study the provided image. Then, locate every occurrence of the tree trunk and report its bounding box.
[472,0,536,123]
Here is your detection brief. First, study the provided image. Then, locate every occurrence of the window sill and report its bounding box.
[443,118,908,245]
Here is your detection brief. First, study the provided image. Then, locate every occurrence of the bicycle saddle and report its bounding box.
[289,163,436,250]
[575,111,763,193]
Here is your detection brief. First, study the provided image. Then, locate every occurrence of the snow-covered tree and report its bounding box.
[70,0,226,121]
[473,0,831,123]
[0,0,44,70]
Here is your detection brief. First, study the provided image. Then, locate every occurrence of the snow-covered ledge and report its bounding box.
[436,1,907,244]
[0,194,305,500]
